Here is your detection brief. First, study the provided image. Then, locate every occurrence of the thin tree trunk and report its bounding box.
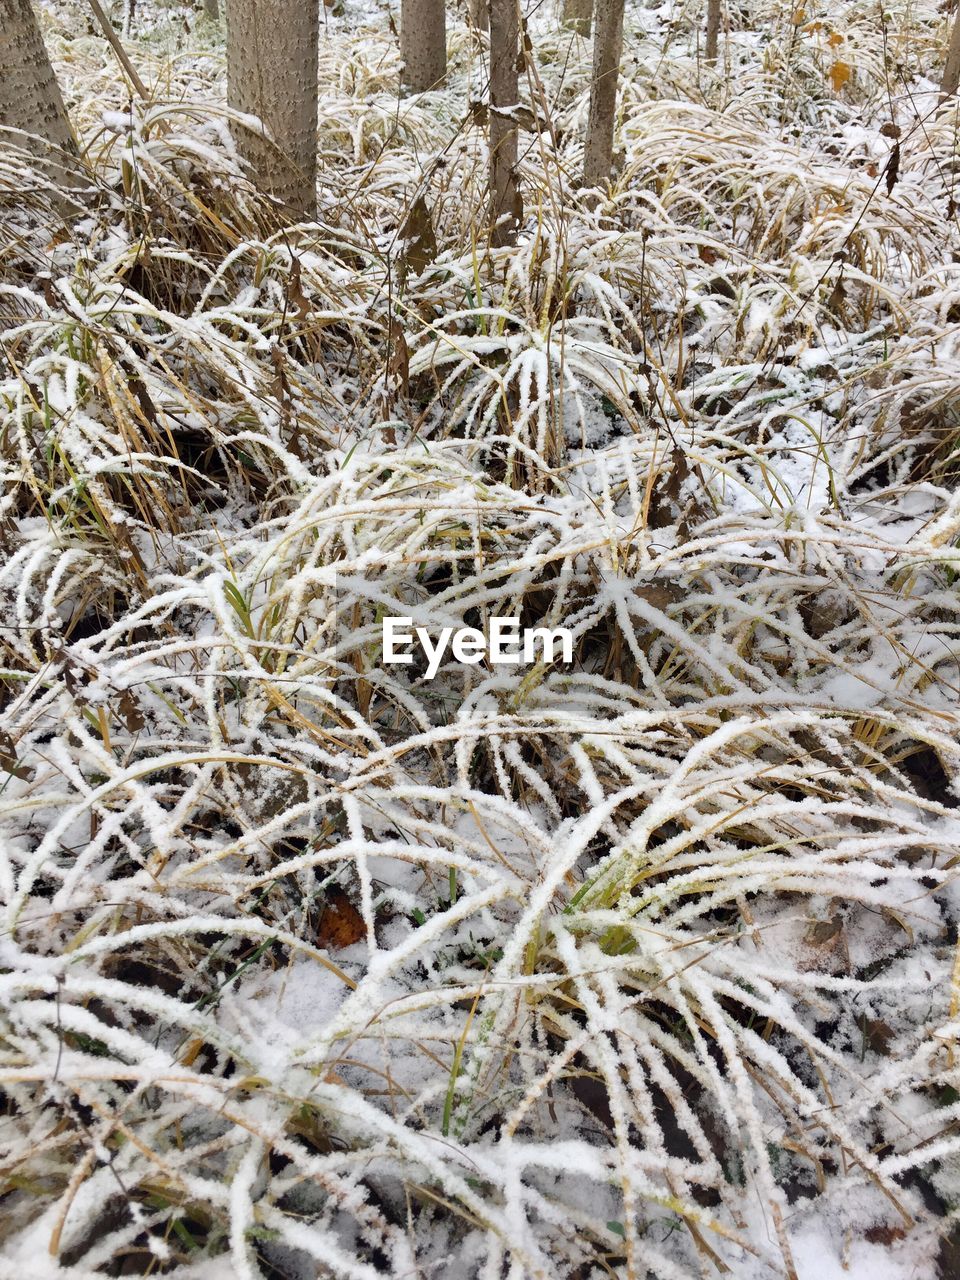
[203,0,219,20]
[468,0,488,35]
[581,0,624,190]
[488,0,521,245]
[227,0,319,217]
[0,0,76,155]
[562,0,592,36]
[400,0,446,92]
[942,8,960,99]
[704,0,720,64]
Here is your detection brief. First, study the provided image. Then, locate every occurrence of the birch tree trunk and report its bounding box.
[489,0,521,245]
[401,0,446,92]
[227,0,319,217]
[942,8,960,99]
[562,0,592,36]
[705,0,720,64]
[0,0,75,155]
[582,0,624,189]
[203,0,219,21]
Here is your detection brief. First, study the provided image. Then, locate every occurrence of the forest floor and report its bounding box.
[1,0,960,1276]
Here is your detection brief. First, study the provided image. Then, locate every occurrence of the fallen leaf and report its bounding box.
[802,912,851,974]
[862,1017,896,1056]
[117,690,145,734]
[634,583,682,610]
[0,730,31,781]
[664,447,689,502]
[864,1224,906,1246]
[808,914,843,945]
[317,888,366,950]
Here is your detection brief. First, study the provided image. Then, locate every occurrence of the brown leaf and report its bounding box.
[400,194,437,279]
[879,121,901,139]
[387,319,410,398]
[317,887,366,950]
[117,690,145,734]
[664,448,689,503]
[269,345,291,421]
[864,1224,906,1246]
[862,1017,896,1057]
[286,257,311,322]
[634,583,682,610]
[0,730,31,781]
[51,648,84,699]
[39,274,57,307]
[884,142,900,194]
[808,914,843,945]
[802,912,850,975]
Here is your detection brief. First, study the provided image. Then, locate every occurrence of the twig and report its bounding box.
[86,0,149,100]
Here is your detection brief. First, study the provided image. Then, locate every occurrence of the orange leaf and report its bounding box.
[830,60,851,91]
[827,30,844,46]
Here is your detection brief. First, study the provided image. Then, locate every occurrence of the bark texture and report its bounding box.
[0,0,75,154]
[942,8,960,99]
[488,0,521,245]
[227,0,319,217]
[467,0,488,35]
[582,0,624,189]
[562,0,592,36]
[401,0,447,91]
[705,0,720,64]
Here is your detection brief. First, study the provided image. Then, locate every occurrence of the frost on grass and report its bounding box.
[1,0,960,1276]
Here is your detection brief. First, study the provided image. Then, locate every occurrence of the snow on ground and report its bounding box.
[1,0,960,1275]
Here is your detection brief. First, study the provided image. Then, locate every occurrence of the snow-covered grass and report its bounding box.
[1,0,960,1275]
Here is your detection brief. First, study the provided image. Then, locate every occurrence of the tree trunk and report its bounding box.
[704,0,720,64]
[488,0,521,245]
[401,0,446,91]
[227,0,319,217]
[562,0,592,36]
[0,0,76,156]
[942,8,960,99]
[581,0,624,190]
[467,0,488,35]
[203,0,219,20]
